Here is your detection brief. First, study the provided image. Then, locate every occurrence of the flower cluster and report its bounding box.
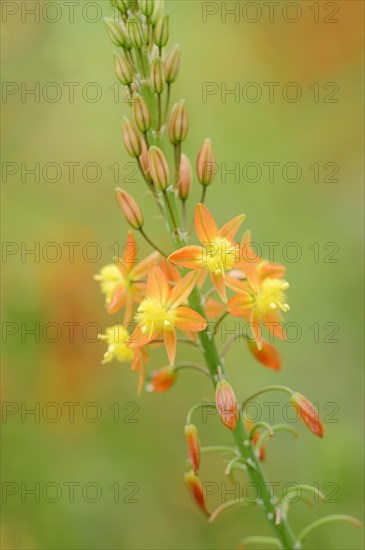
[97,2,359,547]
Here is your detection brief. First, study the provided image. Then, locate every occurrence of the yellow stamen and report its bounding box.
[135,298,176,336]
[98,325,134,364]
[203,237,236,276]
[253,278,290,319]
[94,264,124,305]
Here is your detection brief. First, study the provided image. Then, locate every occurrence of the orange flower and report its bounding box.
[291,392,325,438]
[168,203,248,302]
[227,260,290,349]
[94,232,159,322]
[129,267,207,366]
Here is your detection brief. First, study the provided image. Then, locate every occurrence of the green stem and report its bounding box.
[161,181,299,550]
[139,228,168,258]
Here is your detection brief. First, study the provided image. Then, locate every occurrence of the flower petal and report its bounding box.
[147,266,169,305]
[123,231,138,272]
[164,328,177,366]
[129,324,159,348]
[131,250,160,280]
[174,306,207,332]
[107,285,126,314]
[194,203,218,244]
[167,271,198,308]
[263,313,287,340]
[210,272,227,303]
[227,294,252,318]
[225,274,249,293]
[219,214,245,241]
[168,246,204,269]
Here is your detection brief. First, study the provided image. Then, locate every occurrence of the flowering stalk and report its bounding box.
[98,2,359,548]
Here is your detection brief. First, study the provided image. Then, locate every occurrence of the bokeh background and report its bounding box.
[1,1,364,548]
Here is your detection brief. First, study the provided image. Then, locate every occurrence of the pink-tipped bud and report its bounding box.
[178,154,192,201]
[147,366,177,393]
[150,57,165,95]
[215,379,239,431]
[148,146,170,191]
[104,17,131,50]
[133,94,151,134]
[127,17,145,50]
[122,117,142,158]
[115,188,144,230]
[168,100,189,145]
[291,392,325,438]
[114,50,133,86]
[164,44,181,84]
[184,471,209,517]
[197,138,216,187]
[139,139,153,183]
[184,424,200,473]
[247,340,282,371]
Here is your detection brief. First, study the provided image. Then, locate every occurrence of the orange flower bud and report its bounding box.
[245,419,266,462]
[247,340,282,371]
[168,100,189,144]
[133,94,151,134]
[147,366,177,393]
[148,146,170,191]
[184,424,200,473]
[215,379,239,431]
[178,154,192,201]
[122,117,142,158]
[196,138,216,186]
[164,44,181,84]
[115,188,144,230]
[291,392,324,438]
[184,471,209,517]
[139,139,153,183]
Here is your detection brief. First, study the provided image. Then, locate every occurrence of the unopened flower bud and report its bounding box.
[197,138,216,186]
[104,17,131,49]
[115,188,144,229]
[114,51,133,86]
[139,139,153,183]
[168,100,189,144]
[112,0,129,14]
[148,146,170,191]
[147,366,177,392]
[150,0,164,27]
[291,392,324,438]
[178,154,192,201]
[154,13,169,48]
[127,17,145,49]
[164,44,181,84]
[140,0,155,17]
[150,57,165,95]
[184,471,209,517]
[133,94,151,133]
[184,424,200,473]
[122,117,142,158]
[215,379,239,431]
[247,340,282,371]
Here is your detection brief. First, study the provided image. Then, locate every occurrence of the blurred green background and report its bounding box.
[1,1,364,548]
